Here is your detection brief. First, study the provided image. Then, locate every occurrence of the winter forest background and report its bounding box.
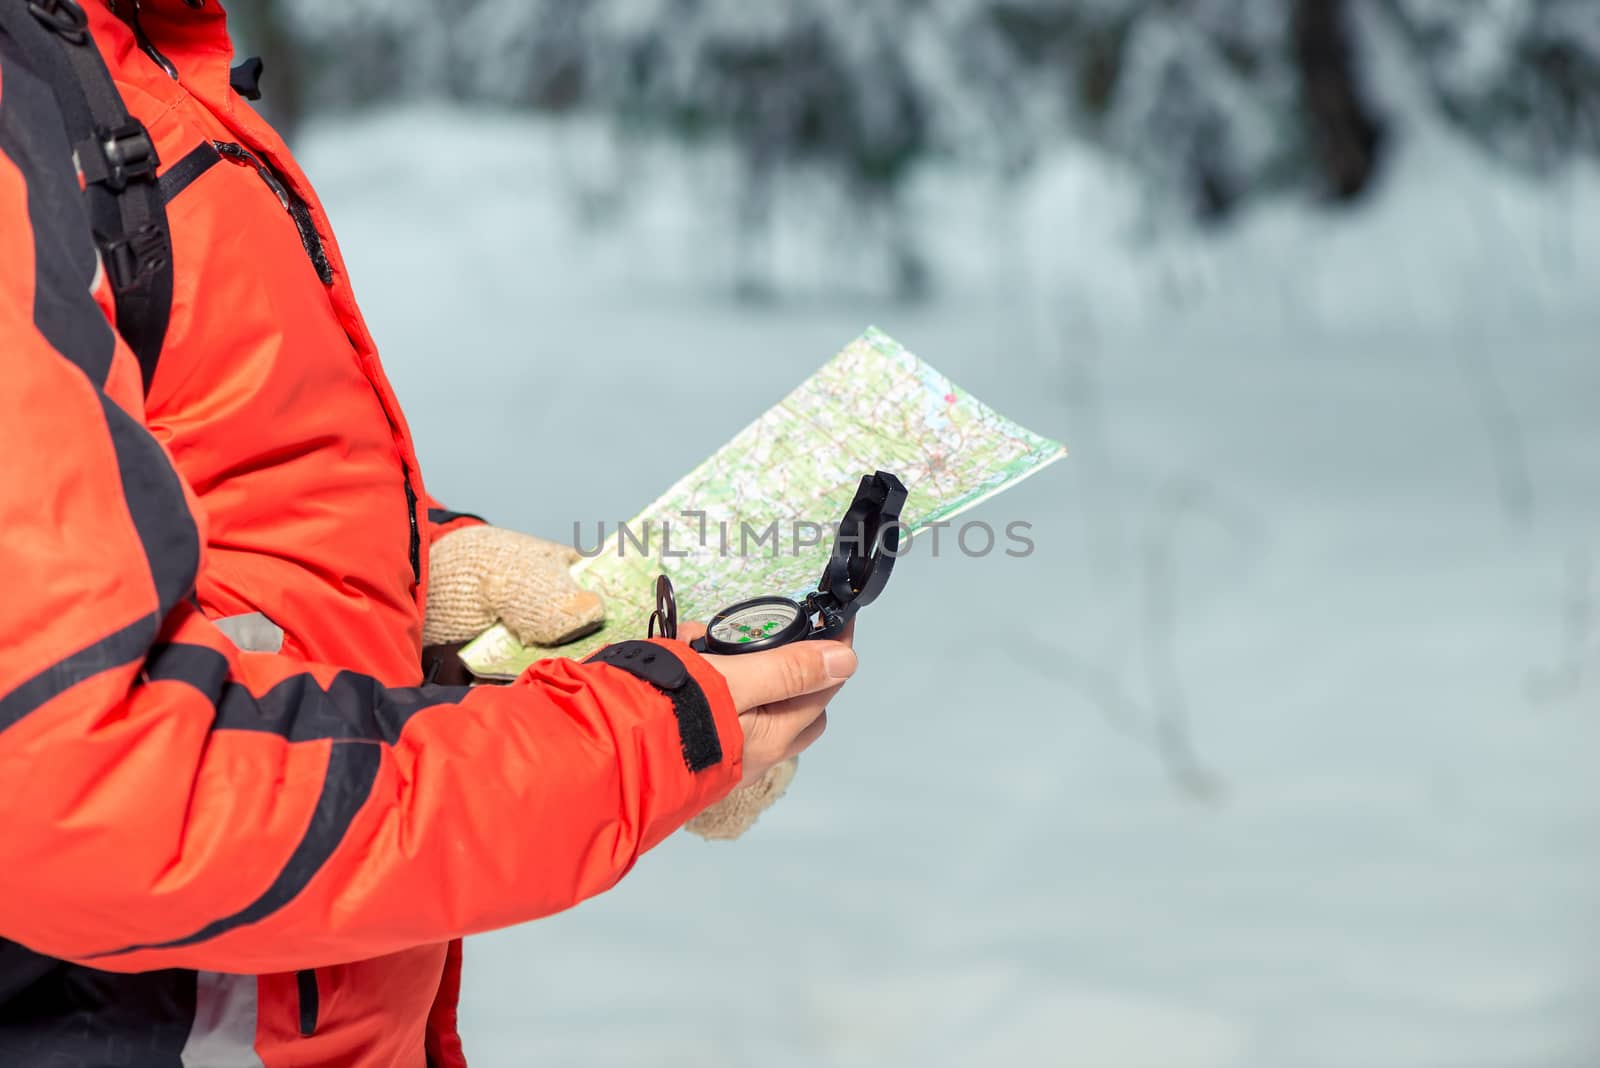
[238,2,1594,1065]
[243,0,1597,296]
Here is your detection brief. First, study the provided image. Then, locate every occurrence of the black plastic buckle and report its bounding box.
[28,0,89,43]
[101,223,168,289]
[90,123,160,192]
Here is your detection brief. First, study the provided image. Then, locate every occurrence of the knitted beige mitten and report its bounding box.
[424,525,605,647]
[684,756,799,840]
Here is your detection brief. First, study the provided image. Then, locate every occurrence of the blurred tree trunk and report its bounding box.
[255,1,305,141]
[228,0,307,141]
[1293,0,1384,201]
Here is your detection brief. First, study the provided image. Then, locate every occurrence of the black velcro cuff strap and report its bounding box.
[586,640,722,773]
[427,508,487,527]
[76,122,160,192]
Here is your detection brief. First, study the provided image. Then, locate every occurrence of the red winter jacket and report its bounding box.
[0,2,743,1064]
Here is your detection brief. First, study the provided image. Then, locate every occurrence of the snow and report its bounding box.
[298,105,1600,1067]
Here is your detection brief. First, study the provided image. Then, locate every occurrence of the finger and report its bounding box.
[708,639,856,712]
[519,534,583,566]
[737,694,826,764]
[756,679,845,723]
[500,563,605,646]
[781,709,828,762]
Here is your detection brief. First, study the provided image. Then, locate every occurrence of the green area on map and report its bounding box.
[459,327,1066,678]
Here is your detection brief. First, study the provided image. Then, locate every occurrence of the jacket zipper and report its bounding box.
[212,141,417,588]
[402,463,421,585]
[213,141,335,284]
[295,969,319,1036]
[121,0,179,80]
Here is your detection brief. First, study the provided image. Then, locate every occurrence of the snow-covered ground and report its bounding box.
[300,106,1600,1067]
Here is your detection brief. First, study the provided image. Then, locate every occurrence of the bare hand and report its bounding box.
[683,621,857,788]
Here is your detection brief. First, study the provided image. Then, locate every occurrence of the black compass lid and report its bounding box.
[819,470,908,616]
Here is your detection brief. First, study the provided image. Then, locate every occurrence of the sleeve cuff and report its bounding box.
[426,508,486,543]
[557,637,744,853]
[656,637,744,828]
[654,637,744,782]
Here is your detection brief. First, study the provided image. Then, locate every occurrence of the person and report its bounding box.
[0,1,855,1064]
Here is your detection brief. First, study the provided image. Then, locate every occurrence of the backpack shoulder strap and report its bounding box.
[0,0,172,393]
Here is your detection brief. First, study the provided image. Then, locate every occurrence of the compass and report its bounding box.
[646,471,908,655]
[704,596,810,652]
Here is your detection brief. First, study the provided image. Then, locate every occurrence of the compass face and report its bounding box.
[710,601,803,647]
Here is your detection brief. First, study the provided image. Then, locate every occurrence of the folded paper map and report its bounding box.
[459,327,1066,677]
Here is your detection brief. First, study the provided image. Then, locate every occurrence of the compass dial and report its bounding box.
[710,602,801,646]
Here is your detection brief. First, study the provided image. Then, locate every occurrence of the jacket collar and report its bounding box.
[89,0,235,104]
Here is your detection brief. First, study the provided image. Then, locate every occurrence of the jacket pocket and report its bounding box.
[295,968,319,1037]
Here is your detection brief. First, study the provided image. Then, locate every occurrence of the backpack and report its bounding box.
[0,0,172,392]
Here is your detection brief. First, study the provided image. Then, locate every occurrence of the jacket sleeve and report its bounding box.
[0,64,743,975]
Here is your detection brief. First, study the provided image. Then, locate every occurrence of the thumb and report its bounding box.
[707,640,856,713]
[494,556,605,646]
[514,533,582,567]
